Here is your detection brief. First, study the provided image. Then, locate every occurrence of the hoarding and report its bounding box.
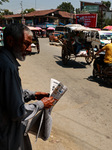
[76,14,97,28]
[83,5,99,13]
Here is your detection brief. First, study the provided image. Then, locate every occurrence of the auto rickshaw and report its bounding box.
[61,24,97,65]
[27,26,40,53]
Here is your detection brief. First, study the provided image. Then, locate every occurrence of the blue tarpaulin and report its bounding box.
[59,22,65,26]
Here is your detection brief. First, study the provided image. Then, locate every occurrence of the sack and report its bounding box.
[24,109,52,141]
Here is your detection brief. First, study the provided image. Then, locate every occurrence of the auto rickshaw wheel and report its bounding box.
[85,48,94,65]
[62,46,69,65]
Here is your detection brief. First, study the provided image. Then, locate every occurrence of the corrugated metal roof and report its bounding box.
[3,9,75,19]
[25,9,59,17]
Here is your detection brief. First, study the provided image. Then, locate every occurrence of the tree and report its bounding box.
[57,2,74,13]
[1,9,13,15]
[96,11,112,28]
[23,8,35,14]
[0,0,9,5]
[97,1,111,28]
[102,1,111,10]
[76,8,80,14]
[103,18,112,26]
[97,11,105,28]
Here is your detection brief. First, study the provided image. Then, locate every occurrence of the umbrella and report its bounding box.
[103,26,112,30]
[95,28,101,31]
[35,27,42,30]
[27,26,41,31]
[47,27,55,30]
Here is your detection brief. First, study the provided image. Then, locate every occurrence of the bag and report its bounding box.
[24,109,52,141]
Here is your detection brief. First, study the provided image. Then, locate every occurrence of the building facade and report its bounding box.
[2,9,75,28]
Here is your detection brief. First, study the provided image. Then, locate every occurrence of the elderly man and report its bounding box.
[0,23,54,150]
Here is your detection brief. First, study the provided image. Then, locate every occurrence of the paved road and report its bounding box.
[19,38,112,150]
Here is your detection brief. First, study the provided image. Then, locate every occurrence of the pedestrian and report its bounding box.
[0,23,54,150]
[74,32,82,54]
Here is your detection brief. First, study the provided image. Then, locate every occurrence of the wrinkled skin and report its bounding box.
[35,92,49,100]
[12,30,32,61]
[35,92,54,108]
[41,96,54,108]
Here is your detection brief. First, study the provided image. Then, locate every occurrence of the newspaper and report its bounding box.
[35,78,67,140]
[25,78,67,141]
[50,78,67,105]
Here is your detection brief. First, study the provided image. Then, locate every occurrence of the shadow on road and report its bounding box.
[54,55,89,69]
[87,75,112,88]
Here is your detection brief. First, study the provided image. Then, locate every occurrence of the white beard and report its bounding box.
[13,51,26,61]
[12,47,26,61]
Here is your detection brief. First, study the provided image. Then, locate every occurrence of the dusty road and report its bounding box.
[19,38,112,150]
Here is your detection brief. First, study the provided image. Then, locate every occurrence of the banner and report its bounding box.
[83,5,99,13]
[76,14,97,28]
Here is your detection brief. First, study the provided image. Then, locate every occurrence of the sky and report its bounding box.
[0,0,112,14]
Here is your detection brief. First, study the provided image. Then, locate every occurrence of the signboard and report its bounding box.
[37,24,57,29]
[83,5,99,13]
[25,20,33,26]
[46,24,57,28]
[76,14,97,28]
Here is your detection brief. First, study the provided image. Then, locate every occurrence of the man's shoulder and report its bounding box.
[107,43,112,48]
[0,49,16,71]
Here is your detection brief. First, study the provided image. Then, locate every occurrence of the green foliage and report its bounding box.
[0,0,9,5]
[97,11,112,28]
[102,1,111,10]
[103,18,112,26]
[57,2,74,13]
[76,8,80,14]
[97,11,105,28]
[1,9,13,15]
[94,1,111,28]
[23,8,35,14]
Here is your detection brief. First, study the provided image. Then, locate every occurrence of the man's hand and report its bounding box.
[35,92,49,100]
[41,96,55,108]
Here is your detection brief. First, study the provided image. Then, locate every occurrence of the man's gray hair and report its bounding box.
[3,23,33,46]
[24,25,33,37]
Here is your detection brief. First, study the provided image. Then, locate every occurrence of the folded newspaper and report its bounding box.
[50,78,67,105]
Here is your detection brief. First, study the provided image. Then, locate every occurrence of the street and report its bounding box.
[19,38,112,150]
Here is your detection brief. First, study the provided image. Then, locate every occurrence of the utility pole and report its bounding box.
[35,0,36,10]
[101,5,103,29]
[20,1,25,24]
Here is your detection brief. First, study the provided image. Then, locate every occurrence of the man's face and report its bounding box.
[13,30,32,61]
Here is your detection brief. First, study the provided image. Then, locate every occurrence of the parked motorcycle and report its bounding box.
[93,52,112,84]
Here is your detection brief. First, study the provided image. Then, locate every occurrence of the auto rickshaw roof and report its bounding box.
[65,24,97,32]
